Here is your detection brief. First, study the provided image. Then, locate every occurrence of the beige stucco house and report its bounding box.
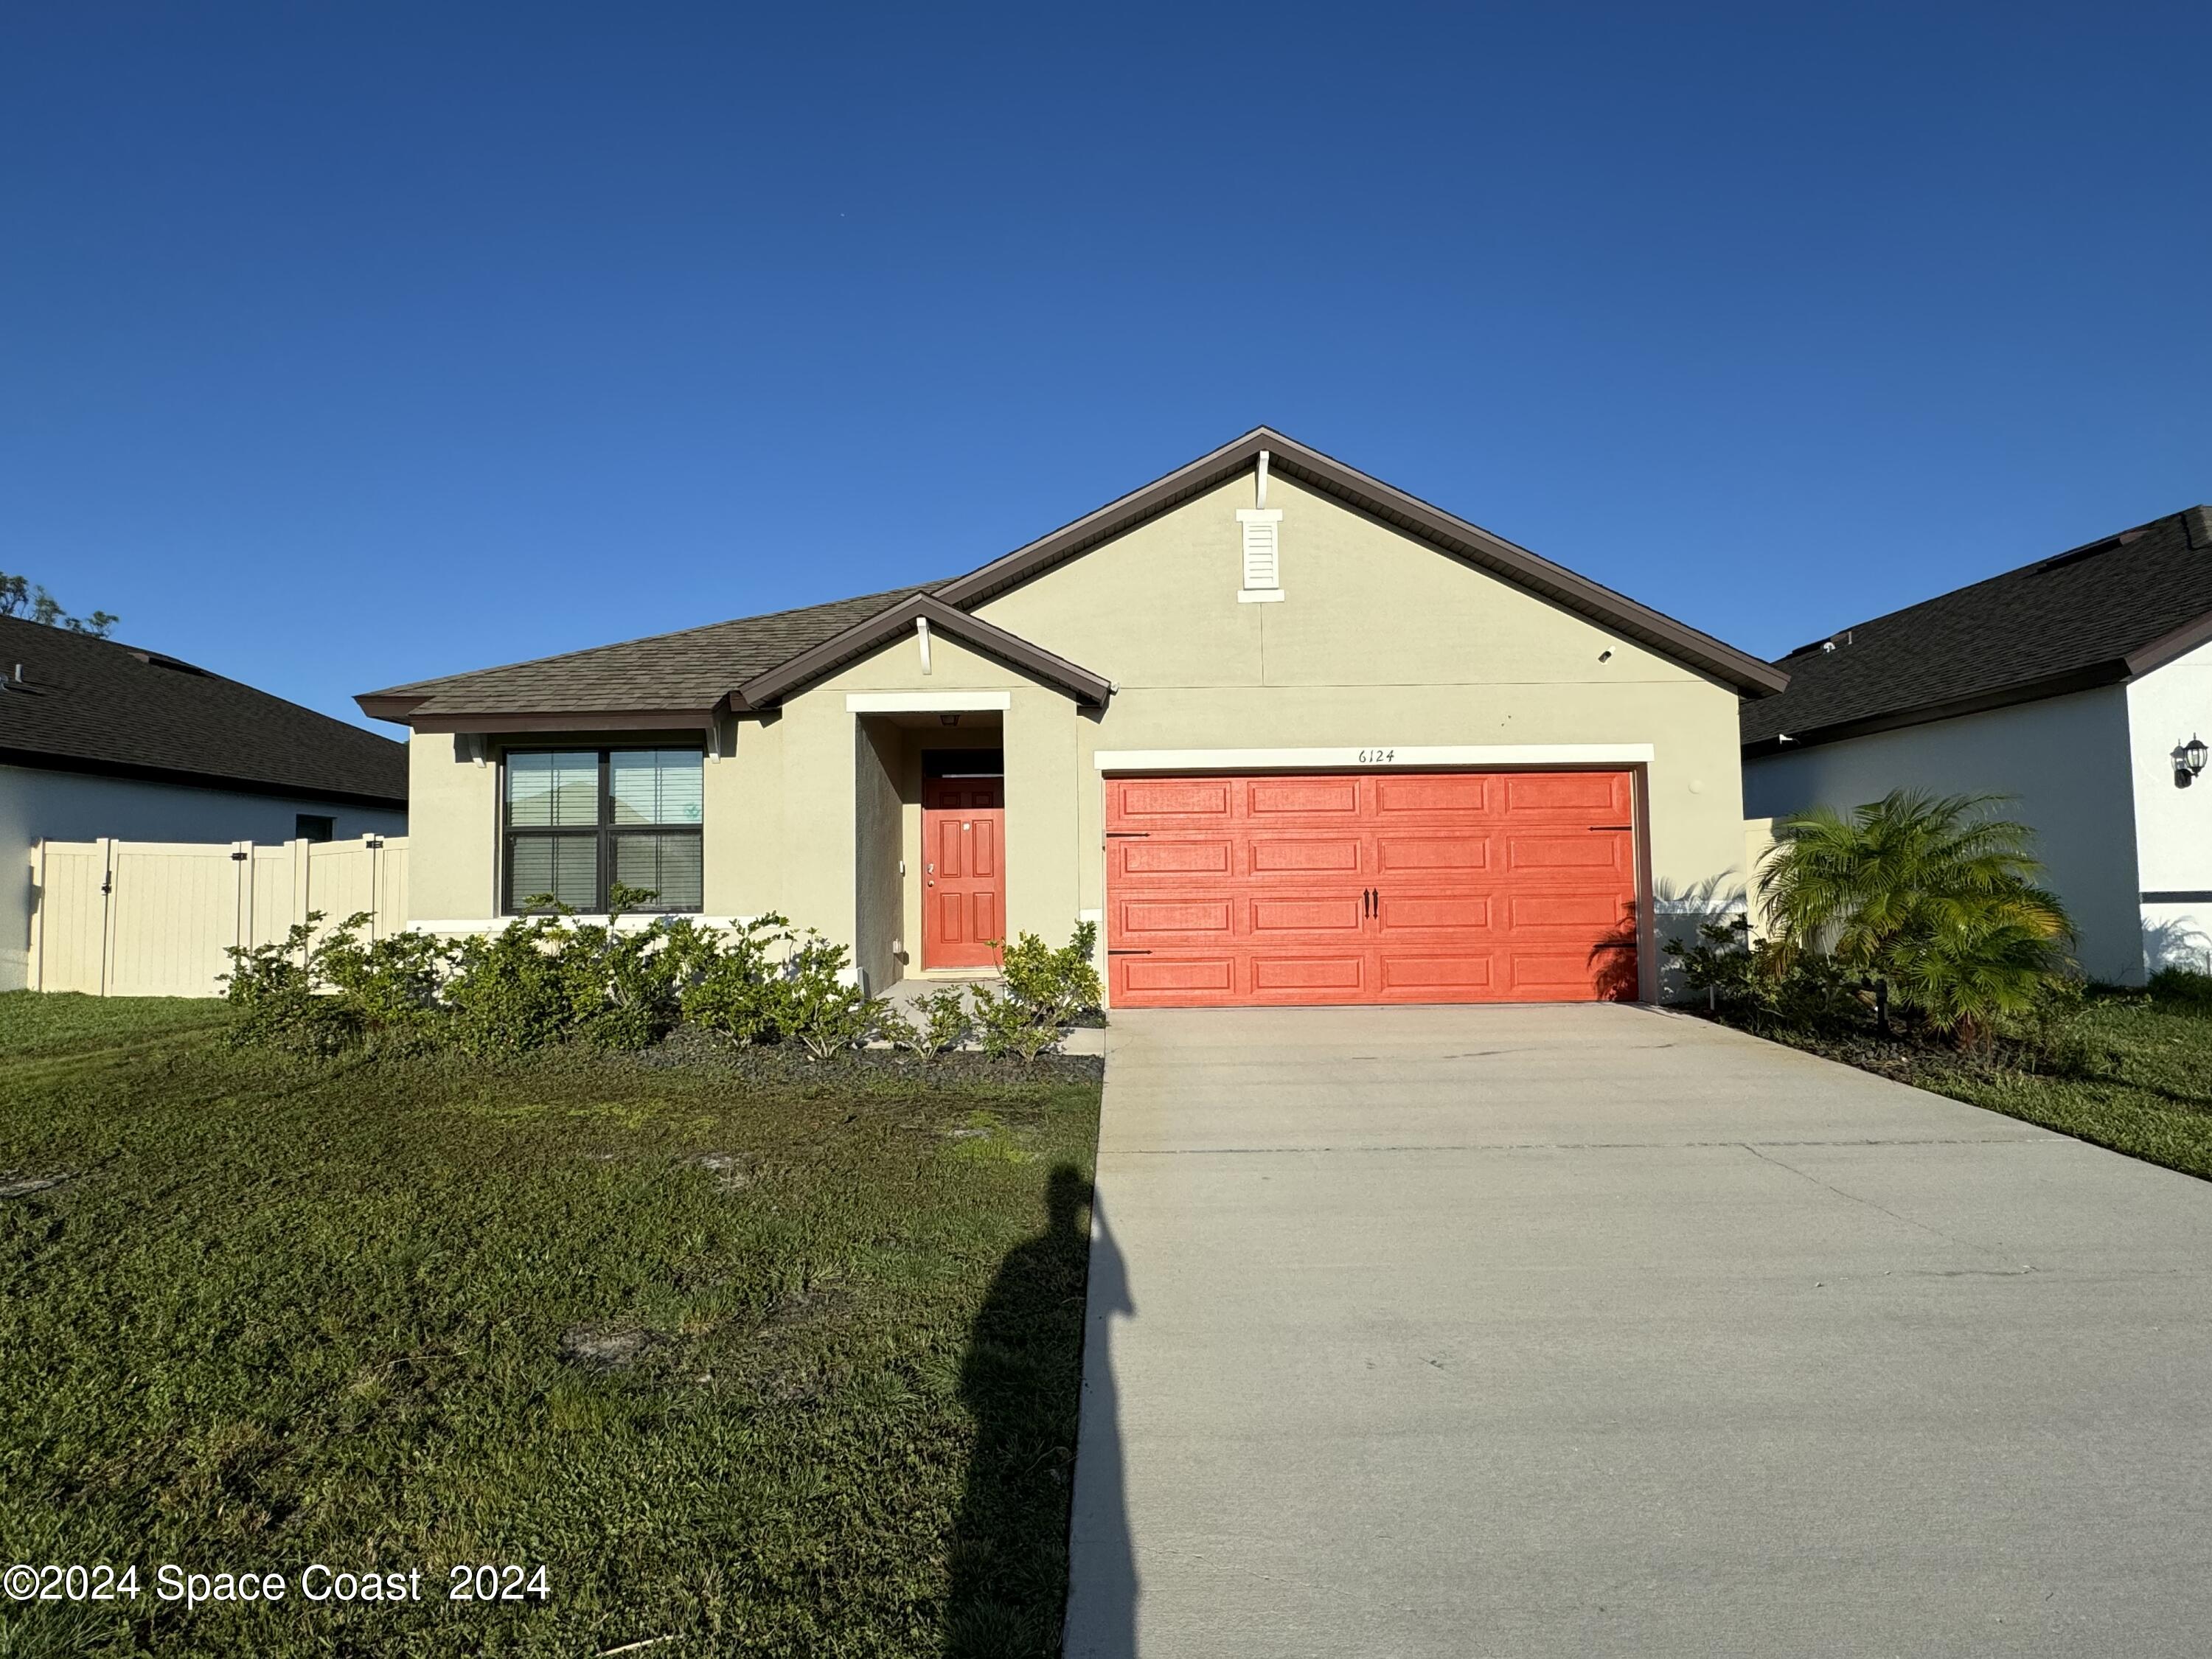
[360,430,1784,1007]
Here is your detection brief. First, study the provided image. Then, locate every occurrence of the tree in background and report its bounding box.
[0,571,119,638]
[1761,790,2073,1046]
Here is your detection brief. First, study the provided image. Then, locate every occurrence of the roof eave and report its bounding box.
[1741,660,2135,757]
[0,745,406,812]
[2124,605,2212,679]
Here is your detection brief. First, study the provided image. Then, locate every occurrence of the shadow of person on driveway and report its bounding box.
[947,1163,1127,1658]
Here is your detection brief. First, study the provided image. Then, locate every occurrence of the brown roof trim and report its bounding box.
[0,744,406,812]
[356,693,430,725]
[738,593,1113,708]
[935,426,1789,698]
[2125,605,2212,679]
[1739,661,2132,758]
[406,709,720,735]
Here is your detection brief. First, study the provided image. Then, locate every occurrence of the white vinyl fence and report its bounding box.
[29,836,408,998]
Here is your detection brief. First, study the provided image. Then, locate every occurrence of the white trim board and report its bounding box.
[1091,744,1656,772]
[844,691,1012,713]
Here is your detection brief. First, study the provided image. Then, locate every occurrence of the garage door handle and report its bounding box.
[1363,887,1377,918]
[1589,824,1632,831]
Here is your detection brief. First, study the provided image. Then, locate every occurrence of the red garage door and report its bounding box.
[1105,771,1639,1008]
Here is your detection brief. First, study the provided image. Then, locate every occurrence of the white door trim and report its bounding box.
[1091,742,1656,772]
[845,690,1012,713]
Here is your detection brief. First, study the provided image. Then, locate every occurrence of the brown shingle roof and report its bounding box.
[1741,506,2212,751]
[0,615,406,806]
[363,585,934,720]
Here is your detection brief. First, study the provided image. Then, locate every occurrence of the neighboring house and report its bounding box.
[359,428,1786,1008]
[1,615,408,990]
[1743,505,2212,985]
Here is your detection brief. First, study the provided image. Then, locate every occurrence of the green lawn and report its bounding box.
[1719,989,2212,1182]
[0,993,1102,1659]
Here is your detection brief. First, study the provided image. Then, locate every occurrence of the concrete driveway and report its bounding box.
[1063,1004,2212,1658]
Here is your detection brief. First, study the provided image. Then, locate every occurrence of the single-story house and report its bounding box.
[359,428,1786,1008]
[2,613,409,990]
[1743,505,2212,984]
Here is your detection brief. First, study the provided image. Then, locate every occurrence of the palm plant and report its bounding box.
[1759,790,2072,1045]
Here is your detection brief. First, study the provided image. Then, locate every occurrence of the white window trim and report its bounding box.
[1092,743,1656,771]
[844,690,1012,713]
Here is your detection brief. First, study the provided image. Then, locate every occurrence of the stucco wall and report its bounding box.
[2126,639,2212,972]
[1,762,406,990]
[1742,687,2144,983]
[853,718,904,992]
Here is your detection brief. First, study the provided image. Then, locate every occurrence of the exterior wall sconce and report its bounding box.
[939,712,960,727]
[2174,734,2208,787]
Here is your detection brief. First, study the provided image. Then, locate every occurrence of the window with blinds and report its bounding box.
[503,748,705,914]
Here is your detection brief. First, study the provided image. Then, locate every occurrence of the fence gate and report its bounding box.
[29,836,409,998]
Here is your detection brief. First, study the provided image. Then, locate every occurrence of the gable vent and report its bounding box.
[1236,508,1284,602]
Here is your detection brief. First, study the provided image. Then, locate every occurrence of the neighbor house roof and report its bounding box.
[0,614,407,807]
[1742,505,2212,754]
[360,427,1787,728]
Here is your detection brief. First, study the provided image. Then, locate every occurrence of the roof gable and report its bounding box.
[737,593,1111,707]
[938,428,1788,696]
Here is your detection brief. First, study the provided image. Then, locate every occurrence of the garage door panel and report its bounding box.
[1249,894,1366,934]
[1377,953,1496,993]
[1248,835,1363,875]
[1247,777,1360,817]
[1115,838,1233,877]
[1117,898,1234,938]
[1115,955,1235,997]
[1509,891,1632,931]
[1113,780,1232,824]
[1375,892,1493,932]
[1506,772,1630,815]
[1507,832,1628,870]
[1506,948,1624,996]
[1374,774,1496,817]
[1376,832,1493,874]
[1251,954,1366,993]
[1104,771,1638,1008]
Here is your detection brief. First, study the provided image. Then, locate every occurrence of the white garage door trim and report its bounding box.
[1093,743,1656,772]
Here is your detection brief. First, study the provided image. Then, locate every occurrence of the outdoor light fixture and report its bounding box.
[939,713,960,727]
[2174,734,2208,787]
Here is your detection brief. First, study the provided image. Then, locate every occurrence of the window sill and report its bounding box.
[1237,588,1285,604]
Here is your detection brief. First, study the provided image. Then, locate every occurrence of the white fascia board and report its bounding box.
[1092,743,1657,771]
[844,691,1012,713]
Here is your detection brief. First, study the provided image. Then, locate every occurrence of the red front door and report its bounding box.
[922,776,1004,969]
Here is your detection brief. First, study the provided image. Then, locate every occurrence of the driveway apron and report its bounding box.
[1062,1004,2212,1658]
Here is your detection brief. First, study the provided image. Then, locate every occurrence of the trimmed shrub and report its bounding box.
[877,987,972,1059]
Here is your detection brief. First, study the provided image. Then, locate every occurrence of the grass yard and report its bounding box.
[1711,987,2212,1182]
[0,992,1102,1659]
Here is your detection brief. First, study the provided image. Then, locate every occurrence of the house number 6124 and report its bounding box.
[1357,748,1396,764]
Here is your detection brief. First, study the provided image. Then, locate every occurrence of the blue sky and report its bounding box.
[6,2,2208,730]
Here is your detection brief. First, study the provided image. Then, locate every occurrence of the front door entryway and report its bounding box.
[922,773,1004,969]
